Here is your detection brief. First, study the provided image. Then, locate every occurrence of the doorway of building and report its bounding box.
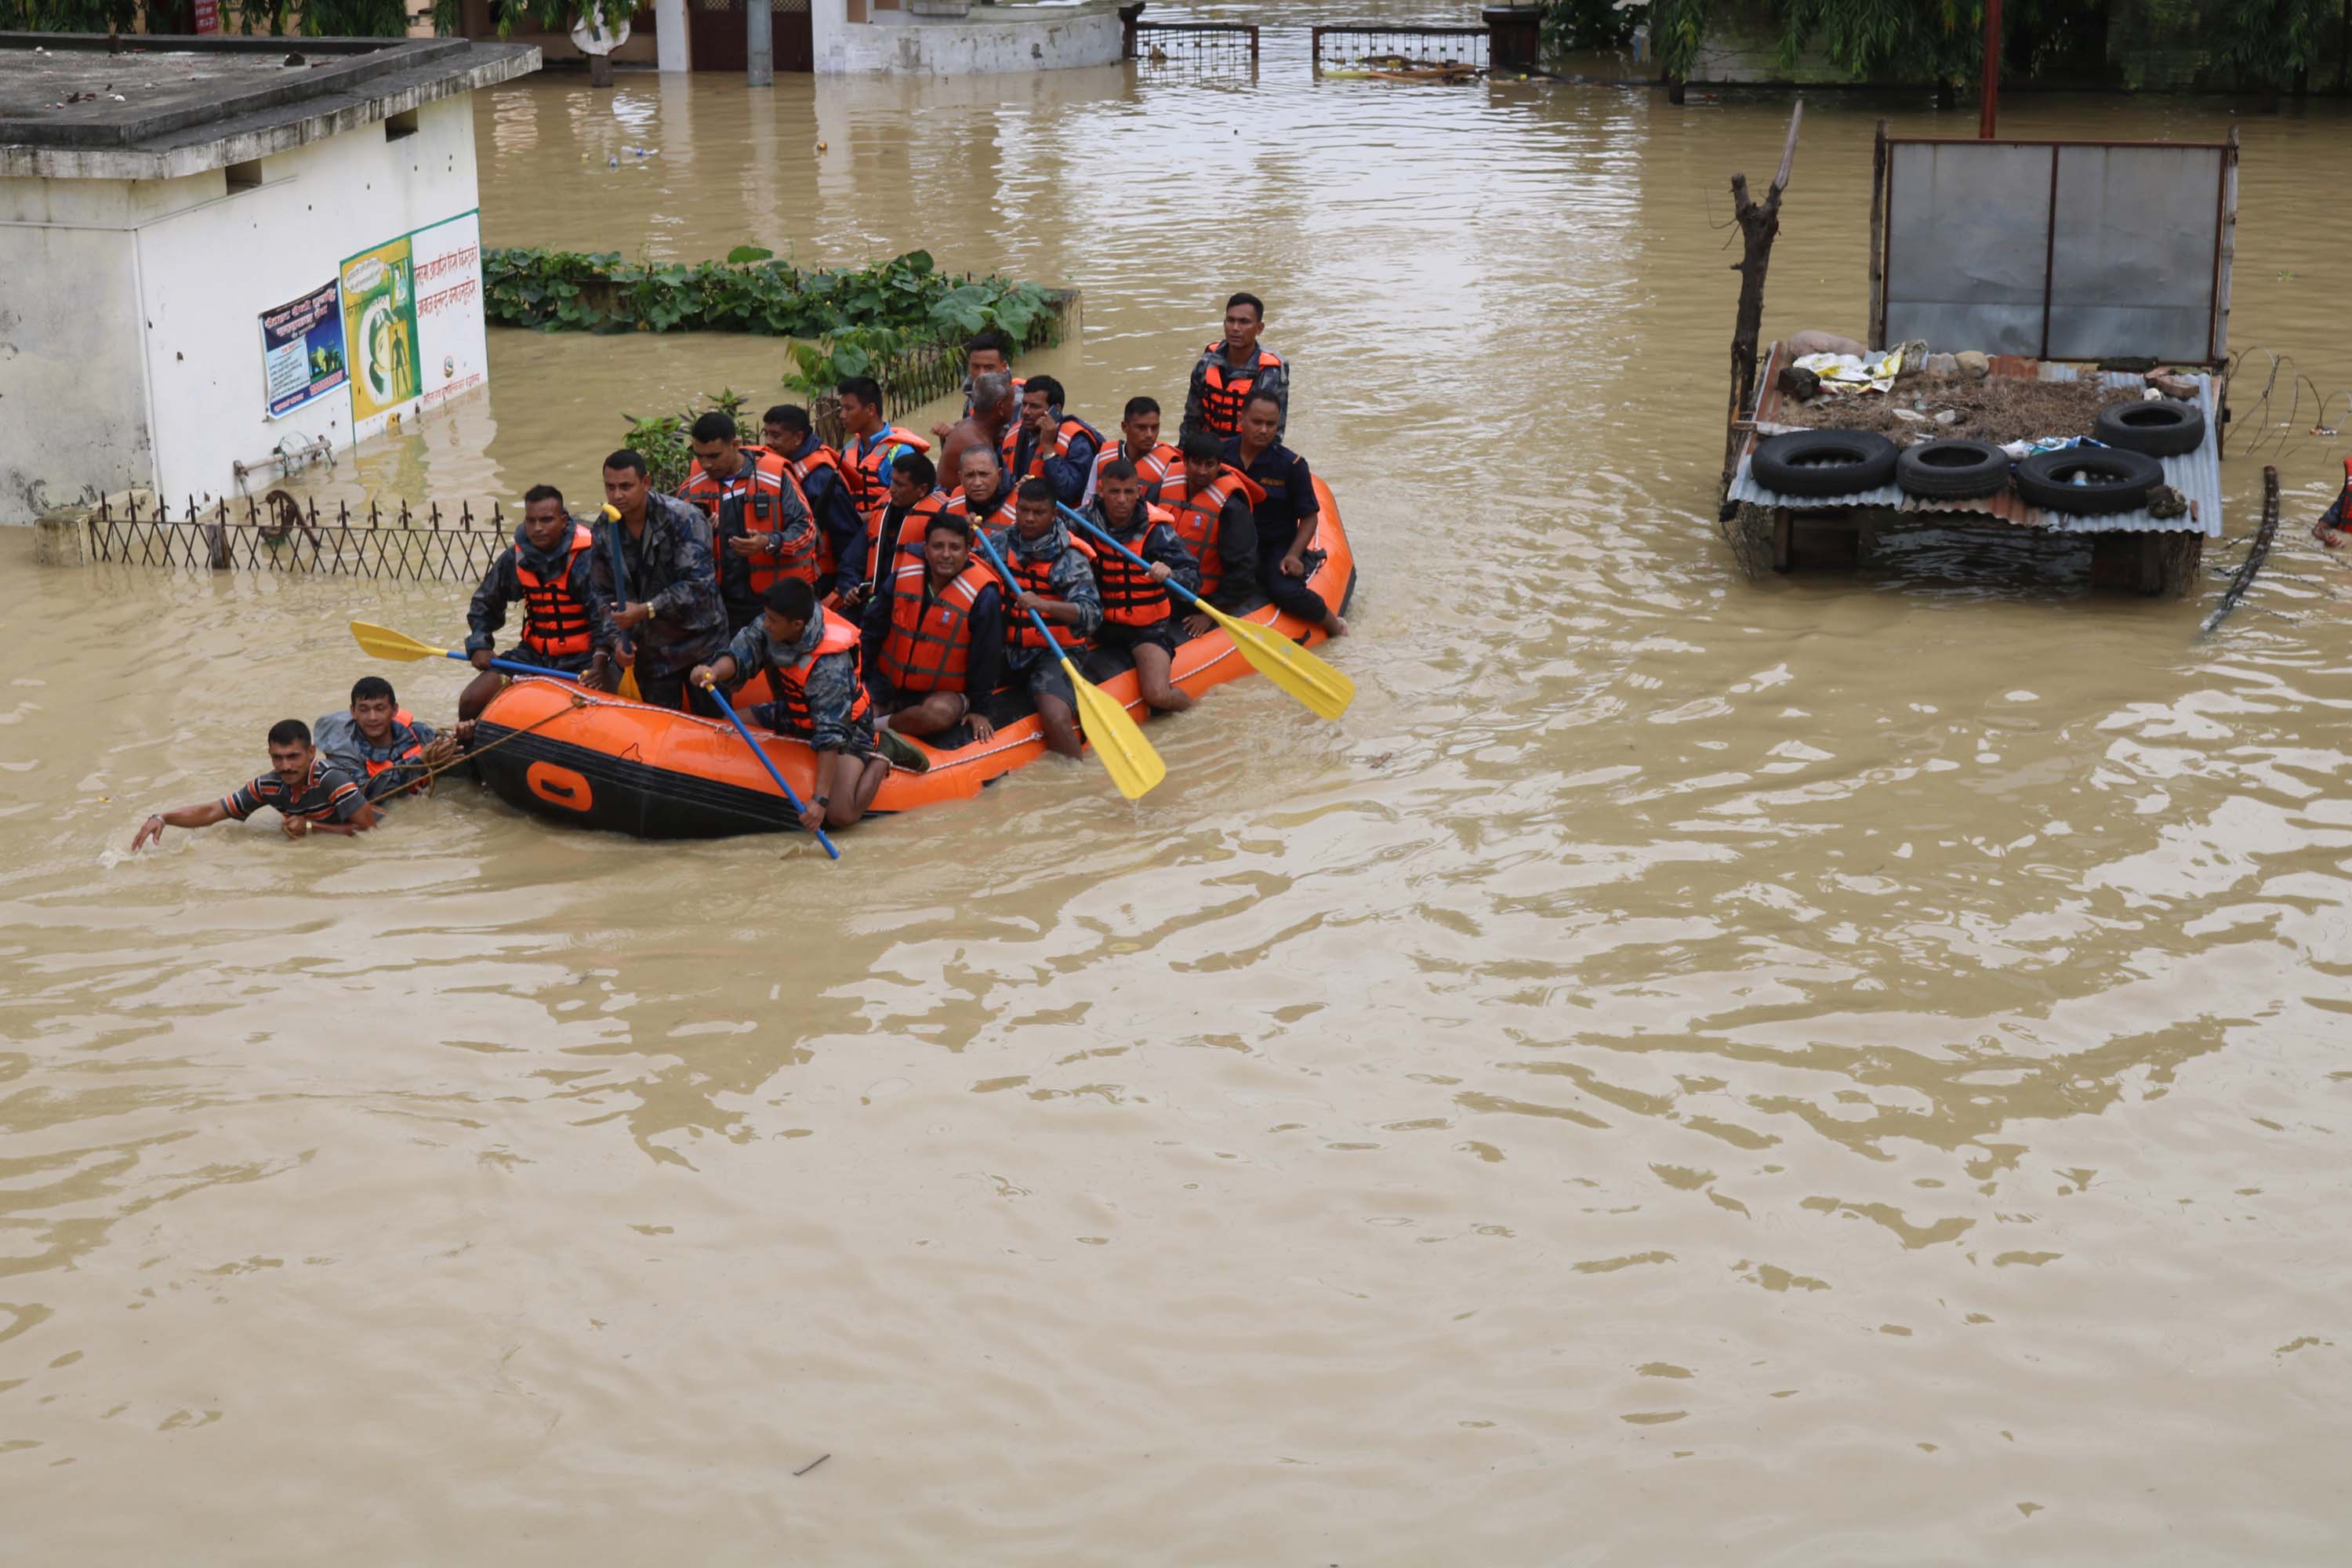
[689,0,813,71]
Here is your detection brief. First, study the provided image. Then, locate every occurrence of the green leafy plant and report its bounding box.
[621,387,750,495]
[481,246,1060,343]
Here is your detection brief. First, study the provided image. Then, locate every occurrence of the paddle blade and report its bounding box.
[1064,659,1166,800]
[350,620,446,663]
[618,666,643,702]
[1207,606,1356,720]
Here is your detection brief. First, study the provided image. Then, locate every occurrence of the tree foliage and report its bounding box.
[1620,0,2346,93]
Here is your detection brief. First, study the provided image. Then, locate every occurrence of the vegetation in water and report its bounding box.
[481,246,1054,343]
[622,389,751,496]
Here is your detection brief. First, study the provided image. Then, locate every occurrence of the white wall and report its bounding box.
[0,93,489,521]
[135,95,485,508]
[812,0,1123,74]
[0,202,150,520]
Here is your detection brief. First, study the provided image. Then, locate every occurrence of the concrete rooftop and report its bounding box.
[0,33,537,180]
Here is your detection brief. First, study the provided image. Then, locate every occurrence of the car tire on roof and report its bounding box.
[1895,438,2011,500]
[2013,446,2165,516]
[1749,429,1900,498]
[2092,397,2206,457]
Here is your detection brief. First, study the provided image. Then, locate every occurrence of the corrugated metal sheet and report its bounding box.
[1726,347,2221,538]
[1882,140,2229,364]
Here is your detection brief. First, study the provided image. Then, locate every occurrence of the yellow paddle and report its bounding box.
[971,525,1165,801]
[1061,504,1353,720]
[350,619,584,681]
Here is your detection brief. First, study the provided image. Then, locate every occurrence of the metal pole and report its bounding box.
[1977,0,2002,138]
[747,0,774,87]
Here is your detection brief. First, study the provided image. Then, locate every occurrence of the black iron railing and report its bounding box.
[1130,20,1260,71]
[1309,24,1489,72]
[85,493,512,580]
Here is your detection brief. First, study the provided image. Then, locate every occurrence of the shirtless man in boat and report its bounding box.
[129,719,382,849]
[937,372,1019,502]
[689,580,889,835]
[931,330,1020,441]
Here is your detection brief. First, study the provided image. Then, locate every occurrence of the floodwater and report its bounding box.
[9,5,2352,1559]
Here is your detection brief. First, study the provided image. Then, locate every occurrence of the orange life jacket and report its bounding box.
[944,487,1019,534]
[713,463,819,596]
[866,492,950,587]
[1154,466,1265,600]
[995,532,1096,654]
[766,607,873,736]
[879,554,996,695]
[841,426,932,520]
[1094,440,1181,492]
[366,707,429,796]
[515,523,596,657]
[1091,504,1180,628]
[680,447,786,517]
[1197,345,1283,437]
[1000,414,1102,480]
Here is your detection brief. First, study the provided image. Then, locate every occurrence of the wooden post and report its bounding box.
[1867,119,1888,350]
[1719,99,1802,514]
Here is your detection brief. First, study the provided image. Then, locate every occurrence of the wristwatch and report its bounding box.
[812,795,831,808]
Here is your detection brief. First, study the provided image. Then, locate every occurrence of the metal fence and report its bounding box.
[1131,20,1260,72]
[1309,24,1489,72]
[85,493,512,581]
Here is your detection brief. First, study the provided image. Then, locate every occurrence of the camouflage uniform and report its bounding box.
[723,613,880,760]
[591,492,729,696]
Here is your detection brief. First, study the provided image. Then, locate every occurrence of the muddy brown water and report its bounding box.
[8,9,2352,1560]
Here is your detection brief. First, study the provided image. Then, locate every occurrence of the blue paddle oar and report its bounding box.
[701,682,841,860]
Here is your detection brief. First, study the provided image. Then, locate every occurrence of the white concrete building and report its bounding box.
[812,0,1123,75]
[0,34,537,523]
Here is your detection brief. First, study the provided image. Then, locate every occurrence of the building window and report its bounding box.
[226,158,263,191]
[387,108,420,142]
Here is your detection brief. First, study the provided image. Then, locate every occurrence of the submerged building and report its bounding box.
[0,33,537,524]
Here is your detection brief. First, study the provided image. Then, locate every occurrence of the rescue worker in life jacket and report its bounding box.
[1226,390,1348,639]
[691,579,890,835]
[842,452,949,615]
[945,443,1021,533]
[1003,375,1102,507]
[593,448,731,717]
[459,483,613,720]
[836,373,931,531]
[130,718,379,849]
[985,477,1102,760]
[1183,292,1288,442]
[316,675,458,806]
[938,371,1019,503]
[1091,395,1182,503]
[1161,430,1260,640]
[1085,459,1199,715]
[678,411,785,514]
[859,511,1005,745]
[763,402,871,604]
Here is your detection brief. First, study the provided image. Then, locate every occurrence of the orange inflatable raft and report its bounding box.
[470,480,1357,838]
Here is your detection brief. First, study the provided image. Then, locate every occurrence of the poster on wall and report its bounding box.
[412,210,488,413]
[259,281,347,419]
[339,236,422,440]
[193,0,220,32]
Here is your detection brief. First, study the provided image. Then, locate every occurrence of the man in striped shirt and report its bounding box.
[129,719,381,849]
